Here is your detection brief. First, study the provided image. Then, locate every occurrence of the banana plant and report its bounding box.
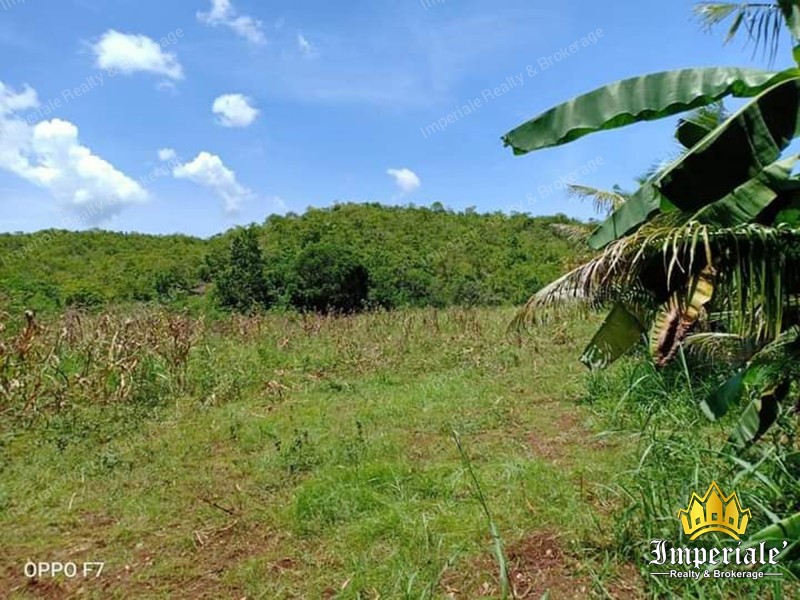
[506,1,800,446]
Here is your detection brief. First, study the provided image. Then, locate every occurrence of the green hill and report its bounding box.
[0,203,582,314]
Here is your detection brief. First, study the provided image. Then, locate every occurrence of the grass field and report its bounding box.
[1,307,797,598]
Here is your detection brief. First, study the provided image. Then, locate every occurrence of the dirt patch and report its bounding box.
[506,531,590,599]
[526,408,615,466]
[505,531,592,599]
[442,531,645,599]
[527,412,583,463]
[441,531,592,599]
[605,562,646,599]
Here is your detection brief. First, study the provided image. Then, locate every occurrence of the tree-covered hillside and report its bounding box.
[0,203,582,314]
[0,230,208,314]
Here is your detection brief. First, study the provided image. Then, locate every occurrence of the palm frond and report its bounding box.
[694,2,785,64]
[550,223,592,244]
[515,218,800,341]
[567,184,628,216]
[676,101,730,149]
[687,100,729,130]
[684,332,762,365]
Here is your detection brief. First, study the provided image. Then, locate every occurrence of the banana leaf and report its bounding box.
[676,117,715,150]
[775,189,800,224]
[728,380,788,448]
[657,78,800,213]
[702,370,746,420]
[589,77,800,249]
[580,303,644,370]
[502,68,792,154]
[695,156,800,226]
[701,328,799,421]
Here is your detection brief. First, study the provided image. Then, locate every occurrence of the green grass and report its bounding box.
[1,307,797,598]
[584,353,800,598]
[1,308,631,598]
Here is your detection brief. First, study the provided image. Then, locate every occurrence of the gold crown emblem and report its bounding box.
[677,482,751,540]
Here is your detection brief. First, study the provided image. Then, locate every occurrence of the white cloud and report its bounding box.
[297,33,316,58]
[158,148,176,161]
[173,151,252,213]
[197,0,266,46]
[0,82,38,115]
[387,168,421,194]
[212,94,259,128]
[92,30,183,80]
[0,83,147,223]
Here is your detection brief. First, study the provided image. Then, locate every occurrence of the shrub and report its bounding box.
[290,242,371,314]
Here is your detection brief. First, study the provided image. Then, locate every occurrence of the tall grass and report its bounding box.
[2,305,797,597]
[584,350,799,597]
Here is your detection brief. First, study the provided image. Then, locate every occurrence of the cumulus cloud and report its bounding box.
[0,81,147,223]
[92,30,183,80]
[173,151,252,213]
[158,148,177,161]
[212,94,259,128]
[197,0,266,46]
[387,168,421,194]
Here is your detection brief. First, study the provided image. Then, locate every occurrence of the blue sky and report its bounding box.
[0,0,794,237]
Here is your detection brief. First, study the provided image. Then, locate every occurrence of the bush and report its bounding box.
[290,243,371,313]
[65,288,104,309]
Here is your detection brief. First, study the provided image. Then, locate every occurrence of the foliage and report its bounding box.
[248,204,578,311]
[288,242,371,313]
[585,356,799,594]
[0,204,580,316]
[0,308,199,427]
[695,2,800,63]
[210,226,272,313]
[501,68,792,154]
[0,229,208,314]
[506,1,800,447]
[0,307,622,597]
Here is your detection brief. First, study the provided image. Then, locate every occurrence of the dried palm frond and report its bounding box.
[649,265,717,366]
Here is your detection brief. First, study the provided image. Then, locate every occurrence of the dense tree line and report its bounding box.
[0,203,582,314]
[0,230,208,314]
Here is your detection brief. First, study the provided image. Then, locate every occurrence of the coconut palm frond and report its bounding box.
[515,219,800,337]
[676,101,730,149]
[567,184,629,215]
[511,266,597,331]
[694,2,785,64]
[687,101,729,130]
[550,222,592,244]
[694,1,741,27]
[683,332,761,365]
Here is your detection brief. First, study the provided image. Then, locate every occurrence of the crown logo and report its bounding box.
[677,482,751,540]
